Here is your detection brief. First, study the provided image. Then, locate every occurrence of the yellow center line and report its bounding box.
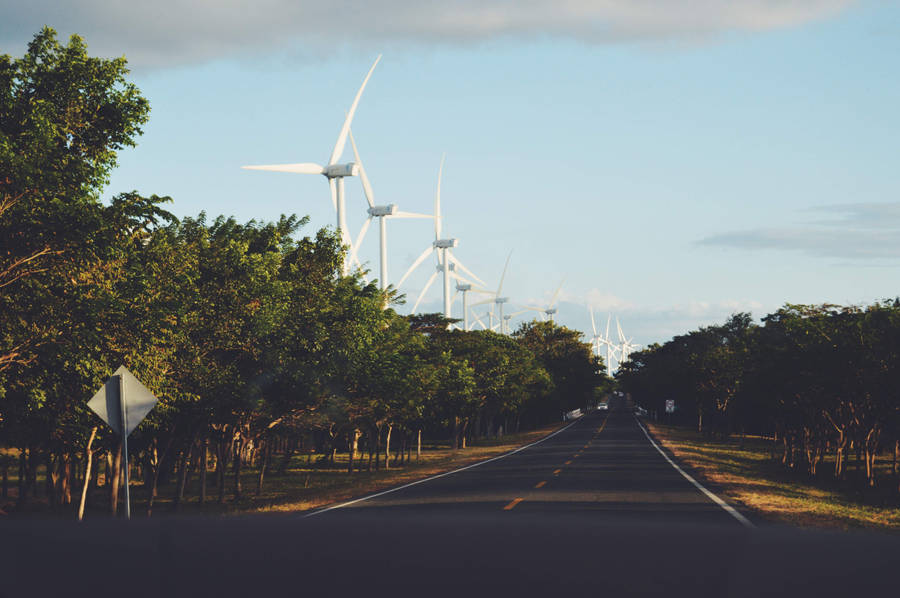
[534,480,547,489]
[503,497,524,510]
[553,468,562,475]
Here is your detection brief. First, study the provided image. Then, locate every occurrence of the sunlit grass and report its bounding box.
[646,422,900,531]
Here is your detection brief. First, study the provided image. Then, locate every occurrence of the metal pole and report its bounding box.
[379,216,388,290]
[462,290,469,331]
[118,374,130,520]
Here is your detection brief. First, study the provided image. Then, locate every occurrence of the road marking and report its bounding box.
[534,481,547,488]
[635,418,755,529]
[303,416,585,518]
[503,497,524,510]
[553,468,562,475]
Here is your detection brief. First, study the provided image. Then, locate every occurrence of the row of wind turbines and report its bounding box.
[241,55,639,371]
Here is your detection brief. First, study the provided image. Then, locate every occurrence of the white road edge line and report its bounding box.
[303,416,585,518]
[635,418,755,529]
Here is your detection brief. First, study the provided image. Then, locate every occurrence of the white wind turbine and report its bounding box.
[451,281,492,331]
[523,279,565,322]
[396,156,483,318]
[616,318,641,365]
[589,307,604,357]
[345,130,432,290]
[242,56,381,275]
[472,252,513,333]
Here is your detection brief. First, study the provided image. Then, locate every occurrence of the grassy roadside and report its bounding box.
[645,421,900,532]
[2,422,563,519]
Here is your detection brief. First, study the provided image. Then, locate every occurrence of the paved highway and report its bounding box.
[4,401,900,597]
[313,402,748,526]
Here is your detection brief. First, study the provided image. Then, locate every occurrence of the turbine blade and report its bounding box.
[470,298,494,307]
[330,55,381,165]
[549,278,565,308]
[447,253,485,286]
[349,129,375,208]
[328,177,337,212]
[496,251,512,295]
[397,246,434,288]
[391,211,432,219]
[590,307,597,336]
[242,163,324,174]
[412,271,439,313]
[349,215,374,265]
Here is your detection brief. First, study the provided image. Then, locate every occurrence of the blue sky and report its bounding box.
[3,1,898,347]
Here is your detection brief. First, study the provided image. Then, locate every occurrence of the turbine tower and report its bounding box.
[472,252,512,333]
[345,130,432,290]
[397,156,482,318]
[242,56,381,275]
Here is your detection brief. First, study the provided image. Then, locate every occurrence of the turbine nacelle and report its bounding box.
[323,163,359,178]
[495,297,509,304]
[434,238,458,249]
[545,308,558,315]
[456,283,472,291]
[368,204,397,217]
[437,263,457,273]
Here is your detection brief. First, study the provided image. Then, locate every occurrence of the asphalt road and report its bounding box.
[4,402,900,597]
[315,400,746,525]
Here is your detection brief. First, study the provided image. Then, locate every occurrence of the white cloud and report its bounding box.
[0,0,855,68]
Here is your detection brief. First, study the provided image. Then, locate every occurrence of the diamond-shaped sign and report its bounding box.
[87,365,159,436]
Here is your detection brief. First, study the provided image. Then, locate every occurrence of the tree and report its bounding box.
[1,27,149,371]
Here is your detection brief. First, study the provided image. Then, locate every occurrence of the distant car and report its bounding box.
[597,403,609,411]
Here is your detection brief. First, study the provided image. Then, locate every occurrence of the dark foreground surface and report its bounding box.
[4,405,900,597]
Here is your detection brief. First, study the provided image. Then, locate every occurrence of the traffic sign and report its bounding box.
[87,366,158,436]
[665,400,675,414]
[86,365,159,519]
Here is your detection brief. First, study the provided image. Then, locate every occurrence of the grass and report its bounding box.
[0,423,562,519]
[645,421,900,532]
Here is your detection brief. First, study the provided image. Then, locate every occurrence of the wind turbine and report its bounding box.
[472,252,512,333]
[616,318,641,365]
[589,307,604,357]
[242,55,381,274]
[396,156,483,318]
[345,129,432,290]
[523,279,565,322]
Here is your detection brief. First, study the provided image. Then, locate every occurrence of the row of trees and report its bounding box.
[0,29,607,516]
[618,305,900,493]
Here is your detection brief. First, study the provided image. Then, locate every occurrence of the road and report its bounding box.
[314,401,746,526]
[3,401,900,597]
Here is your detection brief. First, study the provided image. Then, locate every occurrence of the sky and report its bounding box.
[3,0,899,350]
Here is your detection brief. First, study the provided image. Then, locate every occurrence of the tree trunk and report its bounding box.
[233,434,243,501]
[451,417,460,451]
[417,429,422,461]
[277,438,294,475]
[384,424,393,470]
[77,428,98,521]
[257,439,270,496]
[1,456,7,499]
[173,448,190,512]
[199,437,208,505]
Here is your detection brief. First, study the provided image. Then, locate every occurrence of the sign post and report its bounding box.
[87,366,158,519]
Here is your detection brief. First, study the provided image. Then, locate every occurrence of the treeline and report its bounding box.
[618,305,900,493]
[0,29,606,515]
